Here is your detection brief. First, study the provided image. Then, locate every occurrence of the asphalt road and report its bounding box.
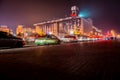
[0,40,120,80]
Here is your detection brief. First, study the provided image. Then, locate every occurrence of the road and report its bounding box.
[0,40,120,80]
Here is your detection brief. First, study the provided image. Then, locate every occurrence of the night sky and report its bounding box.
[0,0,120,33]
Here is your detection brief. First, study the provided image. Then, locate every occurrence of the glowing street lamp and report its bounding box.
[70,30,74,35]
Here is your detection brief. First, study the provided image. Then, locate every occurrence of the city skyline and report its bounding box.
[0,0,120,33]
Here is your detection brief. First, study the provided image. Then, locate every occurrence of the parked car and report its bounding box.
[60,35,78,43]
[0,31,25,48]
[24,33,39,43]
[25,36,36,43]
[35,34,61,45]
[77,36,90,41]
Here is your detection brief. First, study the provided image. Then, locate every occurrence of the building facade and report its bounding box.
[34,17,94,37]
[34,6,101,38]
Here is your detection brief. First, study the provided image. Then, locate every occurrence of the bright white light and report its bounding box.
[48,32,52,35]
[70,30,74,35]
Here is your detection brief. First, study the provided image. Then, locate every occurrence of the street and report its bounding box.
[0,41,120,80]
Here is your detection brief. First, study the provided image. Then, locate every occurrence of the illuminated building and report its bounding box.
[16,25,24,35]
[81,18,93,36]
[34,6,101,38]
[92,26,102,36]
[0,25,10,33]
[110,30,117,37]
[22,27,36,37]
[9,29,14,35]
[117,34,120,38]
[35,26,45,36]
[16,25,37,38]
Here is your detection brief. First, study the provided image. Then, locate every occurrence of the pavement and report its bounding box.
[0,41,120,80]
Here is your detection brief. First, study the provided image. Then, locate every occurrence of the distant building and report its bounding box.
[35,26,45,36]
[16,25,38,37]
[16,25,24,35]
[0,25,10,33]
